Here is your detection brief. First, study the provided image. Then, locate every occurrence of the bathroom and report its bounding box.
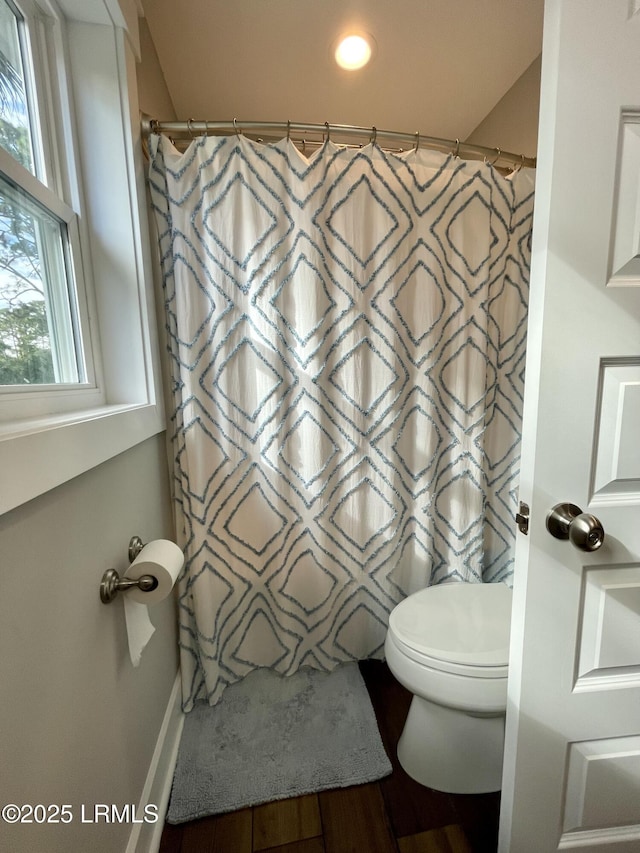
[1,2,638,852]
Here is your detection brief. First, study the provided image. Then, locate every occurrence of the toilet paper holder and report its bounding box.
[100,536,158,604]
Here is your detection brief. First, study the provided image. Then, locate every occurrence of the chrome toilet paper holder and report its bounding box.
[100,536,158,604]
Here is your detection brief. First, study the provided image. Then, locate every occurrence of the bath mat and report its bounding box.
[167,663,392,822]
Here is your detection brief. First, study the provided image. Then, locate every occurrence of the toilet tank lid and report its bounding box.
[389,582,513,667]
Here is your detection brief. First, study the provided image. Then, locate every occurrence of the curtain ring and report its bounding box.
[453,138,460,158]
[287,120,291,141]
[187,118,195,138]
[414,131,420,152]
[233,117,241,137]
[370,126,377,145]
[324,121,330,142]
[489,147,501,166]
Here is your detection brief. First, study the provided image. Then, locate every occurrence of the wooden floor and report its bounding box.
[159,660,500,853]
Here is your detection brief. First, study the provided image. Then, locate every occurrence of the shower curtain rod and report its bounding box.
[141,117,536,171]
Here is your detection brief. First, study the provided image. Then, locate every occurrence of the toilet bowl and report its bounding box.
[384,581,512,794]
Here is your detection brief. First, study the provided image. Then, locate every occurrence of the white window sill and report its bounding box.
[0,402,165,515]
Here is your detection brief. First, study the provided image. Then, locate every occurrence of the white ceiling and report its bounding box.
[141,0,544,144]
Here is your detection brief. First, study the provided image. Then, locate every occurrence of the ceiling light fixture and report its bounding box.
[334,33,375,70]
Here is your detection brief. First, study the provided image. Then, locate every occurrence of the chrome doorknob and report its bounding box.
[546,503,605,552]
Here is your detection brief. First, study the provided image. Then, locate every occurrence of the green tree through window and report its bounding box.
[0,14,56,386]
[0,115,55,384]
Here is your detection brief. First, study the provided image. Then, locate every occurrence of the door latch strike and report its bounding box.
[515,502,529,535]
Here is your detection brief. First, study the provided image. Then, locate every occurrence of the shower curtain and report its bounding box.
[149,133,534,709]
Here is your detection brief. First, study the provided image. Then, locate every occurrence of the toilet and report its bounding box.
[384,581,512,794]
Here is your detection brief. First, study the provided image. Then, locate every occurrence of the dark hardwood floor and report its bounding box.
[159,660,501,852]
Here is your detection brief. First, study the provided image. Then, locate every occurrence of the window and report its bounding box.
[0,174,83,385]
[0,0,35,174]
[0,0,165,514]
[0,0,92,394]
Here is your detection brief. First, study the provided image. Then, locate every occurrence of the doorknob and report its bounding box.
[546,503,605,552]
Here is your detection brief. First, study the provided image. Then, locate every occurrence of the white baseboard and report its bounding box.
[126,672,184,853]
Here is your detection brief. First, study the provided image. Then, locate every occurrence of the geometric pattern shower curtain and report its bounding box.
[148,133,535,709]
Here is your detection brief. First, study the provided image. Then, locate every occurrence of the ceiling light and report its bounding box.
[334,33,374,70]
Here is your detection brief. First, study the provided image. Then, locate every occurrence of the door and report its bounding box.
[500,1,640,851]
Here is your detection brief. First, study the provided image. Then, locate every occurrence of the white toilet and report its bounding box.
[384,581,512,794]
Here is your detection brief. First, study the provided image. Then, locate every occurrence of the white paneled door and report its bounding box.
[500,1,640,851]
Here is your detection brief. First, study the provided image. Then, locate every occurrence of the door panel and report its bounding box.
[576,564,640,685]
[564,737,640,833]
[500,1,640,850]
[608,111,640,286]
[591,361,640,502]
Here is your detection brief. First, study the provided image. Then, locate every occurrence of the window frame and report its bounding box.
[0,0,100,410]
[0,0,165,515]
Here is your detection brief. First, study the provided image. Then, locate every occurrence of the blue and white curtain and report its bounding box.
[149,134,534,709]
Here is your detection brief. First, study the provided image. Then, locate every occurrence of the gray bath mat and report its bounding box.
[167,663,392,822]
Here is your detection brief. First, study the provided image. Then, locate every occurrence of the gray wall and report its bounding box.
[0,436,177,853]
[467,55,542,158]
[138,16,177,122]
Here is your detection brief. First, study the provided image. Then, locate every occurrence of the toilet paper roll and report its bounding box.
[123,539,184,604]
[122,539,184,667]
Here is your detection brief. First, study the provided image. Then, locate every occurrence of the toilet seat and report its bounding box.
[387,628,508,679]
[388,582,512,678]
